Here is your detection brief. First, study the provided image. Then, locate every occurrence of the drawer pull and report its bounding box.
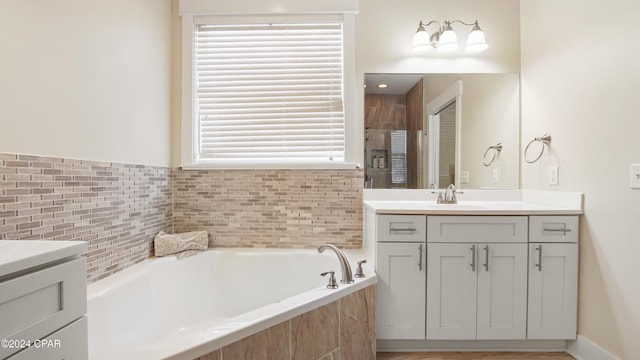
[543,224,572,235]
[470,245,476,272]
[535,245,543,271]
[389,227,417,233]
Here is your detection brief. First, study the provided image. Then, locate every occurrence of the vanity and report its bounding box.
[364,189,582,351]
[0,240,88,359]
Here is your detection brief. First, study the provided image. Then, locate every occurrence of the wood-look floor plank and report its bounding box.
[376,352,575,360]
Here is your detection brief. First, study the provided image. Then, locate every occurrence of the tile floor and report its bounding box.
[376,352,575,360]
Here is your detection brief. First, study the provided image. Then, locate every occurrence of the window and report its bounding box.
[181,14,357,169]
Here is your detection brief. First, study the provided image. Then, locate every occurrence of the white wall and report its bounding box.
[521,0,640,358]
[0,0,173,167]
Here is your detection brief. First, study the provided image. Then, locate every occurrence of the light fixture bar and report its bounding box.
[411,19,488,53]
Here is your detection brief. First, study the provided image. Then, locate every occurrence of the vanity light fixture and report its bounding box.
[412,19,488,53]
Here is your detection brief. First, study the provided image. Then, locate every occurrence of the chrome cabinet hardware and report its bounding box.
[320,271,339,289]
[418,245,423,271]
[543,223,572,235]
[355,260,367,278]
[483,245,489,272]
[470,245,476,272]
[535,245,543,271]
[390,227,417,232]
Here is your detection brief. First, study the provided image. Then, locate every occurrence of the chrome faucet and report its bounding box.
[317,244,354,284]
[437,184,459,204]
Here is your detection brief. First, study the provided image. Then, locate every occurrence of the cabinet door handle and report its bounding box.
[418,244,423,271]
[470,245,476,272]
[483,245,489,272]
[535,245,543,271]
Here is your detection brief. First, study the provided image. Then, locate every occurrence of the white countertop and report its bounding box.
[0,240,87,278]
[364,200,583,215]
[364,189,583,215]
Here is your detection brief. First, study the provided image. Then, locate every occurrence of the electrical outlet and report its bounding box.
[631,164,640,189]
[548,166,559,185]
[492,168,500,184]
[460,171,469,184]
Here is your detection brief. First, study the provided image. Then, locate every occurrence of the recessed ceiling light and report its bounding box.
[377,83,389,89]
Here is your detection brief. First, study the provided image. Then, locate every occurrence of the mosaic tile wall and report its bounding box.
[0,153,173,282]
[173,169,364,249]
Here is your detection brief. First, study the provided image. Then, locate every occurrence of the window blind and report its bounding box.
[193,22,345,164]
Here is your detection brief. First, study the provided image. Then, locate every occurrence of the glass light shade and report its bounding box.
[438,27,458,52]
[466,26,488,52]
[412,27,431,51]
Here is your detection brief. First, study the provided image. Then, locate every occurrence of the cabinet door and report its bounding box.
[476,244,527,340]
[426,243,477,340]
[528,243,578,339]
[376,242,426,339]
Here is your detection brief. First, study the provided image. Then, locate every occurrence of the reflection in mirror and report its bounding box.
[364,73,520,190]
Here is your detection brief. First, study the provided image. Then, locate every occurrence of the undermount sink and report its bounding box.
[432,203,486,210]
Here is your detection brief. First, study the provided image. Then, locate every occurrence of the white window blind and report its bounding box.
[193,21,345,165]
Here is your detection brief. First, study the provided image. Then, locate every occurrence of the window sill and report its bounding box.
[178,162,361,171]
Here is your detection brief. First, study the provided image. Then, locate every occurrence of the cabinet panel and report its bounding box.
[476,244,527,340]
[7,317,87,360]
[529,216,579,243]
[377,215,426,243]
[426,243,477,340]
[528,243,578,339]
[428,216,528,243]
[0,257,87,360]
[376,242,426,339]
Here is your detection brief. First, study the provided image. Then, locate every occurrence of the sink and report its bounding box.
[432,203,486,210]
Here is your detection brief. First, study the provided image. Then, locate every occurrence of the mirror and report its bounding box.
[364,73,520,190]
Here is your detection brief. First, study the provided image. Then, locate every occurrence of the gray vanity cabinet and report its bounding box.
[527,216,579,340]
[426,216,528,340]
[375,215,427,339]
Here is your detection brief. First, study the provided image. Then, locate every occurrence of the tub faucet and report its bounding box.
[317,244,354,284]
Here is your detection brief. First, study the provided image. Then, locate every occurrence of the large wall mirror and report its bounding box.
[364,73,520,190]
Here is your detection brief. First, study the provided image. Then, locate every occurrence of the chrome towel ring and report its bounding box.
[482,143,503,167]
[524,134,551,163]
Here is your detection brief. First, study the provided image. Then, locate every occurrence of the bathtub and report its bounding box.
[87,248,376,360]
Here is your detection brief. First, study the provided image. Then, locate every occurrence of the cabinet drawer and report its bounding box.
[0,257,87,359]
[529,216,579,243]
[7,317,87,360]
[428,216,528,243]
[377,215,426,243]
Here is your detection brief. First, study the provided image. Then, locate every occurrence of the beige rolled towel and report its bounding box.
[154,230,209,259]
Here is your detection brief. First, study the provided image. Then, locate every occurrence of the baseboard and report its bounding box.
[377,339,567,352]
[566,335,619,360]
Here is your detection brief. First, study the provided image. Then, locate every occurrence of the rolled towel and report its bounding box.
[154,230,209,259]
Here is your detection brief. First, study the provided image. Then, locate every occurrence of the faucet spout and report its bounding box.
[317,244,354,284]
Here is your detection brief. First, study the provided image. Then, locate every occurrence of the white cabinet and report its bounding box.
[426,243,527,340]
[0,241,87,360]
[372,213,580,345]
[376,242,426,339]
[375,215,426,339]
[527,216,579,340]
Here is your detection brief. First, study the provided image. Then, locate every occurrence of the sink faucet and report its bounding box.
[317,244,354,284]
[437,184,459,204]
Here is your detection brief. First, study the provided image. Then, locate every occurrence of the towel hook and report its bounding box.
[524,134,551,163]
[482,143,502,167]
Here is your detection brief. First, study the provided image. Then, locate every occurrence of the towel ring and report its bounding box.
[482,143,503,167]
[524,134,551,163]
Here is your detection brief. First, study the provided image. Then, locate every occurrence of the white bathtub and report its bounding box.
[87,248,375,360]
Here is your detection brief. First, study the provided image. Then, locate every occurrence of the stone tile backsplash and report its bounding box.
[0,153,173,282]
[174,169,364,249]
[1,152,364,281]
